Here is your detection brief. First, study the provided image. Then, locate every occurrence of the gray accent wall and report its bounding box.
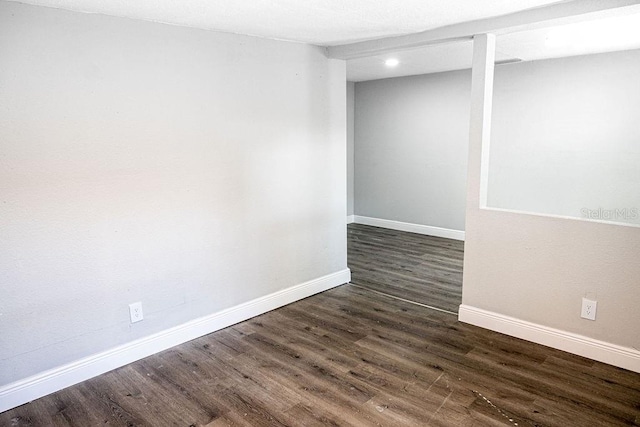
[352,46,640,356]
[489,49,640,225]
[352,48,640,232]
[0,1,347,386]
[354,71,471,231]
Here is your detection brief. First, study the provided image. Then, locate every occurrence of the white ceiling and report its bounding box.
[498,9,640,62]
[10,0,563,45]
[8,0,640,82]
[348,6,640,81]
[347,41,514,81]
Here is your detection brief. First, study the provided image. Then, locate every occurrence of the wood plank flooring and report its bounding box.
[348,223,464,313]
[2,284,639,426]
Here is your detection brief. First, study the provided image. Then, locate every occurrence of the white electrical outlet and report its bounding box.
[581,298,597,321]
[129,302,144,323]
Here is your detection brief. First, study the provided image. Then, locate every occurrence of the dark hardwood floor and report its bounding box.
[348,223,464,314]
[3,225,639,425]
[3,284,639,426]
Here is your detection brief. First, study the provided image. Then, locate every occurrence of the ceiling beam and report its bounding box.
[327,0,640,59]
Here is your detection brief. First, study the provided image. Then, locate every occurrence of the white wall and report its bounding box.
[489,49,640,225]
[353,71,471,232]
[347,82,355,217]
[0,0,347,389]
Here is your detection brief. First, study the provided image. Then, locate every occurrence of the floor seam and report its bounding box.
[348,282,459,316]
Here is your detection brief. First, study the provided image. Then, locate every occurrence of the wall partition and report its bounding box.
[486,20,640,227]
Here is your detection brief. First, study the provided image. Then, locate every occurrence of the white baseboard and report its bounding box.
[346,215,355,224]
[0,269,351,413]
[459,304,640,373]
[353,215,465,241]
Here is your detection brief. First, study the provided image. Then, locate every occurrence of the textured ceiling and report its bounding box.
[8,0,563,45]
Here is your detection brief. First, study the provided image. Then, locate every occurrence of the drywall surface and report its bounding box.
[463,210,640,349]
[347,82,355,217]
[463,50,640,350]
[354,71,470,231]
[0,1,347,386]
[488,49,640,225]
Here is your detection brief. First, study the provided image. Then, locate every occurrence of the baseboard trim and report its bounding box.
[353,215,465,241]
[459,304,640,373]
[346,215,355,224]
[0,269,351,413]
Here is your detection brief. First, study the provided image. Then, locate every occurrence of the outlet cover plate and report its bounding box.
[581,298,597,321]
[129,302,144,323]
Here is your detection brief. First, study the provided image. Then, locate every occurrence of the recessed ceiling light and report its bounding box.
[385,58,400,67]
